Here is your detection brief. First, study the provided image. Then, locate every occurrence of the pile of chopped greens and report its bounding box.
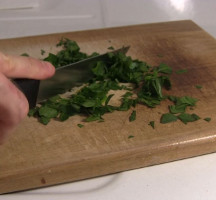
[43,38,99,68]
[28,38,210,126]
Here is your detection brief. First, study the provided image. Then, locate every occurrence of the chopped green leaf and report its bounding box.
[178,113,200,124]
[129,110,136,122]
[128,135,134,139]
[77,124,84,128]
[160,113,178,124]
[156,63,172,74]
[168,96,198,114]
[59,113,70,121]
[119,98,137,111]
[86,115,102,122]
[28,107,39,117]
[20,53,29,57]
[92,61,107,78]
[43,53,59,67]
[41,49,46,55]
[122,92,133,98]
[169,104,187,114]
[82,100,96,108]
[148,121,155,129]
[176,96,198,106]
[204,117,211,122]
[108,46,115,50]
[105,94,114,106]
[39,106,58,119]
[195,85,202,89]
[176,69,188,74]
[40,116,51,125]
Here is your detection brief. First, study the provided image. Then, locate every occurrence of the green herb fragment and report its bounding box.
[176,69,188,74]
[40,116,51,125]
[117,92,136,112]
[195,85,202,89]
[129,110,136,122]
[86,115,102,122]
[43,38,97,68]
[128,135,134,139]
[160,113,178,124]
[105,94,114,106]
[43,53,59,67]
[28,107,39,117]
[156,63,172,74]
[204,117,211,122]
[169,104,188,114]
[36,105,59,125]
[169,96,198,106]
[178,113,200,124]
[122,92,133,98]
[168,96,198,114]
[41,49,45,55]
[137,66,172,108]
[39,106,58,119]
[91,61,107,78]
[59,113,70,121]
[77,124,84,128]
[21,53,29,57]
[108,46,114,50]
[148,121,155,129]
[119,98,136,111]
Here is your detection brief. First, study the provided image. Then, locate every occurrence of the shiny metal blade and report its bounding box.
[37,46,130,102]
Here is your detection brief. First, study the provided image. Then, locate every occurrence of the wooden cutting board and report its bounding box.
[1,20,216,194]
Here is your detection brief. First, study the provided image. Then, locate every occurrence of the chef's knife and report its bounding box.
[13,46,130,109]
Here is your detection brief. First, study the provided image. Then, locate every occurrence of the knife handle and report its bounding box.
[13,79,40,109]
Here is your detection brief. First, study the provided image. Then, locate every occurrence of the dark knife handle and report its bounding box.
[13,79,40,109]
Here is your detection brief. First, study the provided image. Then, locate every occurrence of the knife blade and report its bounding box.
[13,46,130,109]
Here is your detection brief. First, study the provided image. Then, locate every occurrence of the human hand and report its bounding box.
[0,52,55,143]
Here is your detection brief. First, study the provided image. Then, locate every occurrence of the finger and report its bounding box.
[0,72,29,143]
[0,52,55,79]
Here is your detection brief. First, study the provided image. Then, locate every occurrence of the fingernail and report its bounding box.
[43,61,55,75]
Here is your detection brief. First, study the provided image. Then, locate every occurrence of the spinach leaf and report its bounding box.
[168,96,198,114]
[178,113,200,124]
[156,63,172,74]
[129,110,136,122]
[77,124,84,128]
[39,106,58,119]
[148,121,155,129]
[160,113,178,124]
[204,117,211,122]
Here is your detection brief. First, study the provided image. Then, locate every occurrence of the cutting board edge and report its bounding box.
[1,132,216,194]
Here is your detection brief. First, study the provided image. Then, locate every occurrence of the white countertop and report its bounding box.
[1,0,216,199]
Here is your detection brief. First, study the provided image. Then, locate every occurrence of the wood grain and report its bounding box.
[1,20,216,194]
